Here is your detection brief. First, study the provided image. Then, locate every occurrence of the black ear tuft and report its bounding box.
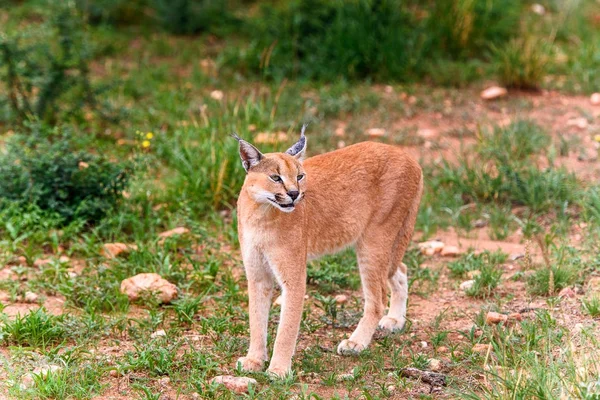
[285,124,308,161]
[232,133,263,172]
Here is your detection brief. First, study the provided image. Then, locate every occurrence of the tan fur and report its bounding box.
[235,138,423,377]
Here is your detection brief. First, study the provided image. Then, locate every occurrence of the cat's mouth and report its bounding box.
[268,198,296,212]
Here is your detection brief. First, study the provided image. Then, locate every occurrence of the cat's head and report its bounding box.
[234,126,307,213]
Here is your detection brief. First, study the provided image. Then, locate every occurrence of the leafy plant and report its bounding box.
[0,3,117,125]
[0,308,65,348]
[151,0,239,35]
[0,127,132,225]
[466,262,503,298]
[493,36,551,89]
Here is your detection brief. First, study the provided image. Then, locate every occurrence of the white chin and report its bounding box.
[267,199,295,213]
[276,205,295,213]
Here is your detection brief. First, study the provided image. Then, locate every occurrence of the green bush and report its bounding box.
[77,0,148,26]
[240,0,424,81]
[0,3,116,125]
[232,0,523,82]
[0,128,132,225]
[493,37,551,89]
[426,0,522,59]
[151,0,239,35]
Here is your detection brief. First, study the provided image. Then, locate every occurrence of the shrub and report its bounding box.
[151,0,239,35]
[493,37,551,89]
[426,0,522,59]
[0,127,132,225]
[448,251,507,278]
[0,308,65,348]
[76,0,147,26]
[233,0,523,82]
[466,262,503,298]
[527,245,581,296]
[0,3,116,125]
[475,120,550,163]
[241,0,424,81]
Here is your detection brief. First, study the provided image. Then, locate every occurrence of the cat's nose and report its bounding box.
[288,190,299,200]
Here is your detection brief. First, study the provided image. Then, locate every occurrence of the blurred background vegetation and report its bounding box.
[0,0,599,236]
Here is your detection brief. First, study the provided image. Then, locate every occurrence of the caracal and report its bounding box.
[233,126,423,377]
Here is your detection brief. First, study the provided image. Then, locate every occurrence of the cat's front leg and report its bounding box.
[266,255,307,378]
[237,252,274,372]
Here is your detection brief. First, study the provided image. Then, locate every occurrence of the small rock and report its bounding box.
[460,280,475,291]
[420,341,428,349]
[531,3,545,15]
[337,373,354,382]
[417,129,437,140]
[109,369,119,377]
[158,227,190,240]
[472,343,492,354]
[0,268,17,280]
[510,253,524,261]
[480,86,507,100]
[210,375,257,394]
[384,85,394,94]
[151,329,167,338]
[441,246,460,257]
[428,358,442,372]
[33,258,52,267]
[485,311,508,325]
[334,294,348,304]
[159,376,170,386]
[567,117,588,130]
[472,219,487,228]
[337,140,346,149]
[418,240,445,255]
[558,287,576,298]
[591,93,600,106]
[335,126,346,137]
[120,273,178,304]
[78,161,89,170]
[22,365,63,388]
[191,393,201,400]
[102,243,137,259]
[386,385,396,392]
[437,346,448,354]
[466,270,481,279]
[574,323,584,333]
[365,128,386,137]
[24,291,39,303]
[210,90,224,101]
[508,313,523,322]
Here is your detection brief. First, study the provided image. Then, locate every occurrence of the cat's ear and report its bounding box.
[231,133,264,172]
[285,124,308,161]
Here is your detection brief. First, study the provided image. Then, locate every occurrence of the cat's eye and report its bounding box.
[297,174,305,181]
[270,175,282,183]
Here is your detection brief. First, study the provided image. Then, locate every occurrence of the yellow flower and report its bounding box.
[595,134,600,143]
[146,132,153,139]
[142,140,151,148]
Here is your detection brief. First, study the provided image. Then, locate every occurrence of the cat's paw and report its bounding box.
[337,339,366,355]
[237,356,265,372]
[266,366,290,379]
[378,316,406,333]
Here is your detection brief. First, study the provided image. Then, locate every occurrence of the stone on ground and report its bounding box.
[120,273,178,303]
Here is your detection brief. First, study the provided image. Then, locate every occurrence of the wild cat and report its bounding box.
[233,126,423,377]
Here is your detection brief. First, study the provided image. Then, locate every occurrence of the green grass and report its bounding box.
[1,1,600,399]
[0,308,65,348]
[582,296,600,318]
